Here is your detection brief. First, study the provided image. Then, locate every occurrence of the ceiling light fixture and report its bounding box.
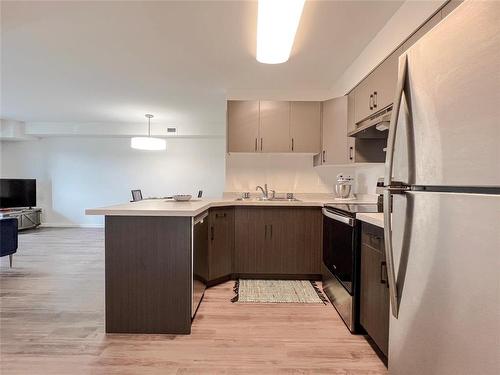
[130,114,166,151]
[256,0,305,64]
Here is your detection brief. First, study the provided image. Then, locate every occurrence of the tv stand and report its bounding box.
[0,208,41,230]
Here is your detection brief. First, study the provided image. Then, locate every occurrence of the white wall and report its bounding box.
[225,153,383,195]
[0,137,225,226]
[1,139,383,227]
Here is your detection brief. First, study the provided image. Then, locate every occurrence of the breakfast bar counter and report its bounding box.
[86,194,378,335]
[85,194,379,217]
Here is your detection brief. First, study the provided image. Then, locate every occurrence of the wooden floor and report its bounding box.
[0,228,387,374]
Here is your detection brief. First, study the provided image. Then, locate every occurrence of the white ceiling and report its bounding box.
[1,0,403,129]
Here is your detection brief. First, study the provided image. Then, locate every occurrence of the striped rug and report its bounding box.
[231,279,328,304]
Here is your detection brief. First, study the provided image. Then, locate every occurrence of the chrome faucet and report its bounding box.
[256,184,269,200]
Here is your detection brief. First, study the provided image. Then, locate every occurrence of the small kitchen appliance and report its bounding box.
[334,174,355,199]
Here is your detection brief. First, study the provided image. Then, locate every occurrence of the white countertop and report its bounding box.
[356,212,384,228]
[86,193,378,217]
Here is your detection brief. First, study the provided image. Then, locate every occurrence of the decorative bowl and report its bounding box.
[173,194,192,202]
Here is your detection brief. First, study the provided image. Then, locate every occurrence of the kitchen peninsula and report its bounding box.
[86,195,377,334]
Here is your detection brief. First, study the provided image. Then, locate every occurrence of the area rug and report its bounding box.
[231,279,328,304]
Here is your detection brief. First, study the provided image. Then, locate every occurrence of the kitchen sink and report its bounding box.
[234,197,301,202]
[268,197,301,202]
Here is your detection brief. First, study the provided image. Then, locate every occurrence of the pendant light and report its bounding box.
[130,114,166,151]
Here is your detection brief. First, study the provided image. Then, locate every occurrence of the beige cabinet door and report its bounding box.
[322,96,348,165]
[290,101,321,153]
[227,101,259,152]
[259,101,290,152]
[354,73,375,123]
[372,46,402,112]
[347,92,356,133]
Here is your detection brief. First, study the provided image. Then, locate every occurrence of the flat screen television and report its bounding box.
[0,179,36,209]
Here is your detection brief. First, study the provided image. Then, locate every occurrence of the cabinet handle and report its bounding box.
[380,261,387,284]
[264,224,267,239]
[260,138,263,151]
[349,146,353,161]
[373,91,378,108]
[291,138,294,151]
[215,213,226,218]
[322,150,326,163]
[255,138,257,151]
[369,94,373,110]
[210,226,214,241]
[270,224,273,239]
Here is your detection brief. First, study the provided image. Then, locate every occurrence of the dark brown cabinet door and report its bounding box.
[234,207,266,273]
[208,208,234,281]
[278,207,322,274]
[360,223,390,356]
[234,207,322,275]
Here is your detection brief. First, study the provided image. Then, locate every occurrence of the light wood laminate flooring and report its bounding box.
[0,228,387,374]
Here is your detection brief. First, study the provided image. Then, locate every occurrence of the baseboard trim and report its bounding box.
[40,223,104,229]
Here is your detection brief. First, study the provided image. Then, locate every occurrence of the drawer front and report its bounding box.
[361,223,385,253]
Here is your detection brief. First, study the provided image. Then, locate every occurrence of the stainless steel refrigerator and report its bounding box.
[383,1,500,374]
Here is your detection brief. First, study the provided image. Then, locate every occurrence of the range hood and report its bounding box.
[348,106,392,139]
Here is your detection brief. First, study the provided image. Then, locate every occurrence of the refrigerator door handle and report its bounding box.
[383,54,409,319]
[384,190,399,318]
[384,53,408,188]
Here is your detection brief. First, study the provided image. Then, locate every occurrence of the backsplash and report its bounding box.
[225,153,384,195]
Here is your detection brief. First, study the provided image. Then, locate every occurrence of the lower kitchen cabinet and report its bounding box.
[234,207,322,276]
[360,223,389,357]
[281,207,322,274]
[208,207,234,282]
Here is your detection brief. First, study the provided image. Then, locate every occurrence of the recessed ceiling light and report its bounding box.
[130,114,166,151]
[256,0,306,64]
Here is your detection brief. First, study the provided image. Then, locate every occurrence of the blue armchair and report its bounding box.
[0,218,18,267]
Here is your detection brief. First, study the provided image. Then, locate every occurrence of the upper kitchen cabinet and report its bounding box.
[372,47,401,113]
[353,72,375,124]
[290,101,321,153]
[347,92,356,133]
[351,4,449,127]
[227,100,260,152]
[353,47,402,124]
[321,96,349,165]
[227,100,321,153]
[259,101,290,153]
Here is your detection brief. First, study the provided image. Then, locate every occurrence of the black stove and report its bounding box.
[321,201,381,333]
[324,203,381,216]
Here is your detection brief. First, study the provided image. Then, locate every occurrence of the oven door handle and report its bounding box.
[322,208,355,227]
